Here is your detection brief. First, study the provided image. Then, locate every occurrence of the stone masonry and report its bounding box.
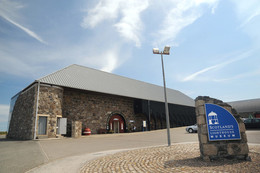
[8,83,144,139]
[7,84,37,140]
[37,85,63,138]
[195,96,249,161]
[71,121,82,138]
[62,88,137,134]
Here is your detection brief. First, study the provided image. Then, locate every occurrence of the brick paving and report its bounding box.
[81,143,260,173]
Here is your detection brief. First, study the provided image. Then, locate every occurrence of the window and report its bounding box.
[254,119,260,123]
[38,116,47,135]
[244,119,252,123]
[57,117,61,134]
[56,117,67,135]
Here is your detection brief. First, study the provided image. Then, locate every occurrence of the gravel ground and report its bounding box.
[81,143,260,173]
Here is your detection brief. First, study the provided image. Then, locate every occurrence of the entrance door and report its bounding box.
[114,121,119,133]
[57,118,67,135]
[38,116,47,135]
[109,115,125,133]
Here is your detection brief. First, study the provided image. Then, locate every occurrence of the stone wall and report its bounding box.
[196,96,249,161]
[7,81,194,139]
[63,88,136,134]
[71,121,82,138]
[37,85,63,138]
[7,84,37,140]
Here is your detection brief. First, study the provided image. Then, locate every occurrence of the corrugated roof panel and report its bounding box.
[37,64,195,107]
[228,99,260,113]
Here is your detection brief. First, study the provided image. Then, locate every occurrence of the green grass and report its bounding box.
[0,131,7,135]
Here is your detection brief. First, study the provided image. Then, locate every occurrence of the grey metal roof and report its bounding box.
[228,99,260,113]
[37,64,195,107]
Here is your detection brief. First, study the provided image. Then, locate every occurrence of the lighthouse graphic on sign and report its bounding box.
[208,111,219,125]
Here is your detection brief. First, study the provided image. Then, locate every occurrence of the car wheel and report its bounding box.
[188,128,193,133]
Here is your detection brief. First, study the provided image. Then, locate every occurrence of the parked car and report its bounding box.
[243,118,260,129]
[186,124,198,133]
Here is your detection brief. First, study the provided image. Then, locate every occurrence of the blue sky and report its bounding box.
[0,0,260,131]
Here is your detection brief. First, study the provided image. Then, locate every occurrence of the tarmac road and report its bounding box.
[0,127,259,173]
[0,138,48,173]
[37,127,198,161]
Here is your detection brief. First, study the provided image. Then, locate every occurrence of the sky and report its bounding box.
[0,0,260,131]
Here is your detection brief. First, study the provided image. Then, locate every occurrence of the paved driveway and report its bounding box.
[0,138,47,173]
[38,127,198,161]
[0,127,259,173]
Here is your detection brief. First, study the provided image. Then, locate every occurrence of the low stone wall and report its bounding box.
[195,96,249,161]
[71,121,82,138]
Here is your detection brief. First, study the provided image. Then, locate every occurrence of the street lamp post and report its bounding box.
[153,46,171,146]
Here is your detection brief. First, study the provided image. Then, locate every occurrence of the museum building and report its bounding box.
[7,64,195,140]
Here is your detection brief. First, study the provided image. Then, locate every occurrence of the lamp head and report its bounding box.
[163,45,170,55]
[153,48,160,54]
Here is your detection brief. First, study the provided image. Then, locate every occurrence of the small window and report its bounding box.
[38,116,47,135]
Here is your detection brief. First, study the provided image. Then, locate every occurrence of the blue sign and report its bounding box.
[205,103,241,141]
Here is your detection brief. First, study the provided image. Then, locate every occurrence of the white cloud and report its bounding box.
[81,0,149,47]
[1,14,47,45]
[0,104,9,123]
[213,69,260,82]
[230,0,260,51]
[230,0,260,27]
[81,1,120,28]
[77,47,120,73]
[210,1,219,14]
[0,0,21,20]
[70,42,124,73]
[155,0,218,47]
[182,49,254,82]
[0,0,47,44]
[182,64,220,82]
[100,52,118,73]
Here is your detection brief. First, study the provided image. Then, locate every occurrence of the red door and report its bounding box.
[109,115,125,133]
